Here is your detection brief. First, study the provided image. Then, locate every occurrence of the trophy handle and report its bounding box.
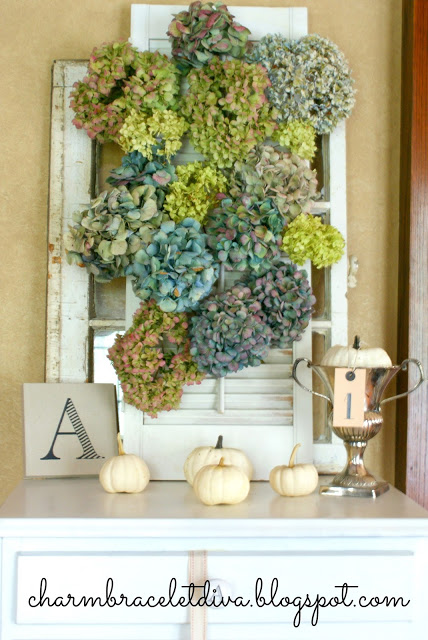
[292,358,334,406]
[380,358,425,405]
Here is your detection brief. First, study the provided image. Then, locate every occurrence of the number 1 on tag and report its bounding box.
[333,368,366,428]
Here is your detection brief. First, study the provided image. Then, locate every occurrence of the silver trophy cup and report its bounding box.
[292,357,425,497]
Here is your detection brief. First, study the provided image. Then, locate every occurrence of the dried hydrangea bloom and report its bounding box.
[164,162,227,223]
[70,42,181,143]
[182,58,276,168]
[107,151,176,192]
[108,301,204,417]
[281,213,345,269]
[64,186,168,282]
[272,120,317,161]
[247,262,316,347]
[118,110,188,161]
[168,1,251,72]
[250,33,355,134]
[190,284,272,377]
[229,145,319,224]
[206,196,284,274]
[128,218,219,312]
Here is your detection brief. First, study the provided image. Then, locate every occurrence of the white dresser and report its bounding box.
[1,478,428,639]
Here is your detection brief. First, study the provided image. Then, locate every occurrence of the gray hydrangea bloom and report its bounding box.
[250,33,355,134]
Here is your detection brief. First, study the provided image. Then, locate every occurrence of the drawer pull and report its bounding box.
[206,578,232,607]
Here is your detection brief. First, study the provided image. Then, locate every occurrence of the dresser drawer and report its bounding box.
[204,550,418,631]
[2,538,427,640]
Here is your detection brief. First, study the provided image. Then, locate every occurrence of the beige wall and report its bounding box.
[0,0,402,504]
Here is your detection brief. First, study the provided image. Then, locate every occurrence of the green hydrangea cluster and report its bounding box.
[64,186,168,282]
[107,151,176,192]
[281,213,345,269]
[128,218,219,311]
[272,120,317,161]
[70,42,181,143]
[168,1,251,72]
[229,145,319,223]
[250,33,355,134]
[118,109,189,161]
[190,284,272,377]
[182,58,276,168]
[108,300,204,417]
[206,196,284,273]
[164,162,227,223]
[247,262,316,347]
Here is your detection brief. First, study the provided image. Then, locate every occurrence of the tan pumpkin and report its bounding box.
[321,335,392,369]
[184,435,253,486]
[269,444,318,497]
[99,433,150,494]
[193,458,250,505]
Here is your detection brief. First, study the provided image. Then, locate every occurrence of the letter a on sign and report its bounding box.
[41,398,104,460]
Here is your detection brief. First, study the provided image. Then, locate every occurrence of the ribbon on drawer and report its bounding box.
[188,550,207,640]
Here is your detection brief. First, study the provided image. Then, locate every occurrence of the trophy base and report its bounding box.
[320,480,389,498]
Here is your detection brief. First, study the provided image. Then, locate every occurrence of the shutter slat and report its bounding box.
[178,393,292,410]
[183,378,293,394]
[226,365,292,380]
[144,409,293,426]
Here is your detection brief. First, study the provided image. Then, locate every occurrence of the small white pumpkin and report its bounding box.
[184,435,253,486]
[193,457,250,505]
[99,433,150,494]
[321,335,392,369]
[269,444,318,497]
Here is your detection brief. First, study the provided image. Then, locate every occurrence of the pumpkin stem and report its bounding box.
[215,435,223,449]
[288,443,301,468]
[117,432,125,456]
[353,335,361,350]
[218,457,225,467]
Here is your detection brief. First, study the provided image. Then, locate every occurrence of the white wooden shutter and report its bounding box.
[124,5,314,480]
[45,5,349,479]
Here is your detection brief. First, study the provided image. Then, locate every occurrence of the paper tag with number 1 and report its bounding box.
[332,368,365,428]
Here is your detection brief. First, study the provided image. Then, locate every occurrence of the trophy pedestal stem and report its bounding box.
[320,440,390,498]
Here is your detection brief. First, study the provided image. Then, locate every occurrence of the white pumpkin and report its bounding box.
[269,444,318,497]
[193,458,250,505]
[321,336,392,369]
[184,435,253,486]
[99,433,150,494]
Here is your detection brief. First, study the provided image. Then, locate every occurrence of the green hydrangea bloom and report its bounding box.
[118,109,189,161]
[164,162,227,223]
[281,213,345,269]
[272,120,317,161]
[182,58,276,168]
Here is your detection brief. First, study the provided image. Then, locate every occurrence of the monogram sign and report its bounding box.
[23,383,118,477]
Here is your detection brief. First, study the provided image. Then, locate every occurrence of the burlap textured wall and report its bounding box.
[0,0,402,504]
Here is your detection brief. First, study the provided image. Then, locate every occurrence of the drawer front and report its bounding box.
[16,553,189,625]
[205,551,417,628]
